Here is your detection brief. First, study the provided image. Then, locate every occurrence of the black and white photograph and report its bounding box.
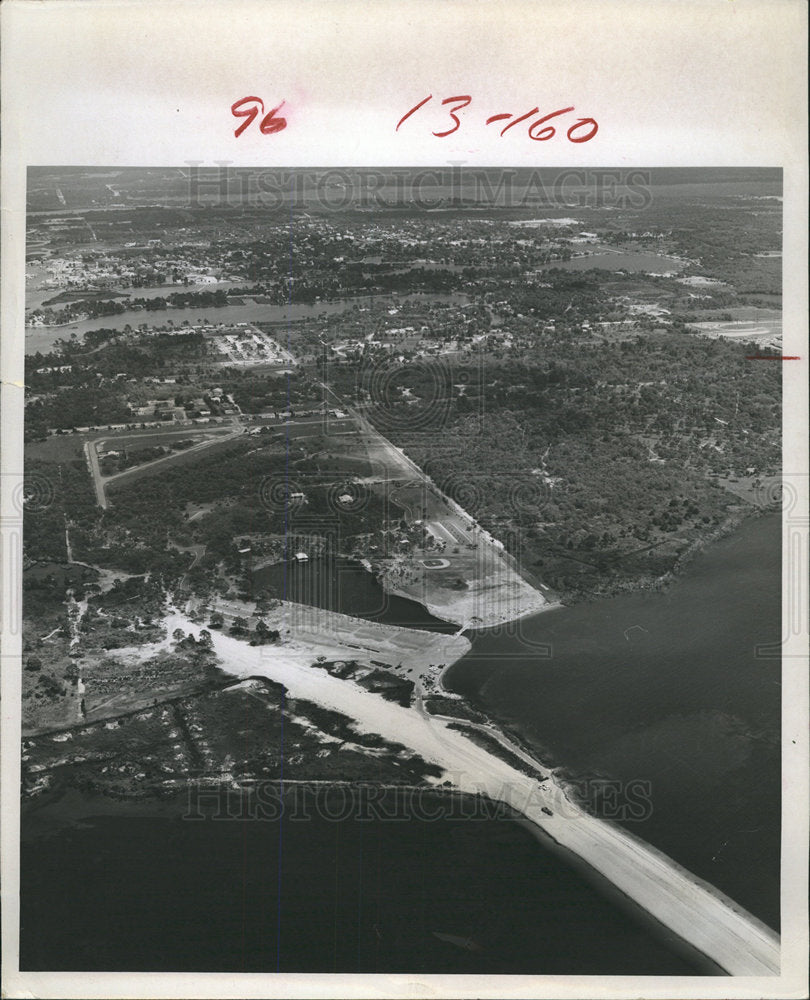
[1,4,807,999]
[12,162,791,973]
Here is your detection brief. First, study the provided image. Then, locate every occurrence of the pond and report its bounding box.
[252,555,456,633]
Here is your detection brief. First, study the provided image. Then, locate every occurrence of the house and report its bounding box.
[294,552,309,562]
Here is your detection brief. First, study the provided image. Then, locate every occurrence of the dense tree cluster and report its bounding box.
[368,332,780,597]
[29,288,230,326]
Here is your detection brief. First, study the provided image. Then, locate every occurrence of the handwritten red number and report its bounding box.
[232,97,287,137]
[396,95,598,143]
[433,95,472,137]
[528,107,575,141]
[498,108,539,137]
[231,96,264,138]
[260,101,287,134]
[567,117,599,143]
[396,95,433,131]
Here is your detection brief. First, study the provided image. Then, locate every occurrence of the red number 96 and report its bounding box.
[231,97,287,138]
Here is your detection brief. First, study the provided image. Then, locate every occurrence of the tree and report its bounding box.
[209,611,225,629]
[172,628,186,643]
[230,616,248,635]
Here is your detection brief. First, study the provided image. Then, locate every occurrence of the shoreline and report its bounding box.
[437,508,782,931]
[512,815,726,976]
[21,504,781,975]
[419,698,781,950]
[386,578,559,630]
[202,598,471,688]
[21,505,781,976]
[162,609,779,975]
[440,503,780,735]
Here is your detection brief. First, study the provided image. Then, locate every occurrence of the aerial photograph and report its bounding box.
[19,165,782,976]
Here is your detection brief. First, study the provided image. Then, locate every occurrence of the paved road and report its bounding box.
[202,616,781,977]
[84,422,244,508]
[83,440,107,509]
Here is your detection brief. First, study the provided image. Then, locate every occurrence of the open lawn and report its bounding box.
[105,433,247,496]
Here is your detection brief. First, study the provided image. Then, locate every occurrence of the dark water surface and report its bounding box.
[20,787,703,975]
[445,514,782,929]
[24,291,470,354]
[19,516,780,972]
[254,555,457,633]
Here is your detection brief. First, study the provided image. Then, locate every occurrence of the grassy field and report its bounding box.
[105,435,248,494]
[95,426,232,453]
[26,423,234,465]
[26,433,96,464]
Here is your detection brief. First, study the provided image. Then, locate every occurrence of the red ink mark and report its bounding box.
[397,95,598,142]
[528,107,575,141]
[746,355,801,361]
[568,117,599,142]
[231,96,287,137]
[396,95,433,131]
[500,107,540,137]
[260,101,287,134]
[433,95,472,137]
[231,96,264,138]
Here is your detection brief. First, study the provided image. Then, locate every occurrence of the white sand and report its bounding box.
[208,598,471,679]
[171,612,779,976]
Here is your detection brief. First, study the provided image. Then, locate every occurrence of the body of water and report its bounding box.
[253,556,457,633]
[18,516,780,972]
[24,292,470,355]
[445,513,782,929]
[20,786,703,975]
[25,279,246,313]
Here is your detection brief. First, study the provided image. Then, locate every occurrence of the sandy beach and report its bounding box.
[205,598,471,684]
[167,610,779,977]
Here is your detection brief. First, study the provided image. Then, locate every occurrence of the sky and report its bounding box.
[2,0,805,168]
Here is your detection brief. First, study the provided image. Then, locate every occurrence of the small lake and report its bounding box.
[24,292,471,355]
[253,555,457,633]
